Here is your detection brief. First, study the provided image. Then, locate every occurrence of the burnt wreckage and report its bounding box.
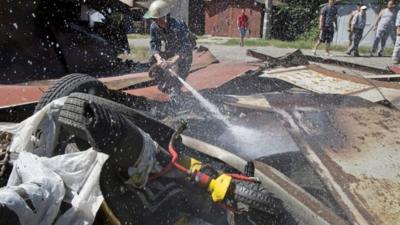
[0,0,141,83]
[0,5,400,221]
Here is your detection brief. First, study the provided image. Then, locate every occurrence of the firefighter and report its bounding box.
[144,0,194,99]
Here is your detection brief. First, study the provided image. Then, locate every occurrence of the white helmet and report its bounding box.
[143,0,170,19]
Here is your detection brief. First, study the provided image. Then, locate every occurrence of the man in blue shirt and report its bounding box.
[144,0,194,97]
[313,0,338,56]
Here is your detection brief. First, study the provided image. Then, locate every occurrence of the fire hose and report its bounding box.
[148,121,260,210]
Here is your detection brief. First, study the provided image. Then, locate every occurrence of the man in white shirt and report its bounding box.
[392,10,400,63]
[347,5,367,57]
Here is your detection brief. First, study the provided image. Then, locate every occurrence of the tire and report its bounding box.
[231,181,283,215]
[58,93,174,148]
[34,73,110,112]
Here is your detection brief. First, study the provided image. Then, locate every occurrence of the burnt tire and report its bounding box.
[58,93,174,146]
[34,73,110,112]
[231,181,283,215]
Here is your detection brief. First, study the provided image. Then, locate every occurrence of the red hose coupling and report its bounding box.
[194,172,211,188]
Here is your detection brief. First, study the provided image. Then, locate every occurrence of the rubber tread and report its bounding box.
[232,181,283,215]
[58,93,174,147]
[34,73,110,112]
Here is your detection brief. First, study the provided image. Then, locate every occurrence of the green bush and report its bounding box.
[271,0,325,41]
[297,17,320,41]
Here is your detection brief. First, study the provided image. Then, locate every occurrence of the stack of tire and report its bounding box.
[34,74,287,225]
[35,73,185,225]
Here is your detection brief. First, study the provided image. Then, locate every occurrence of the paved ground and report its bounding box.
[129,38,394,73]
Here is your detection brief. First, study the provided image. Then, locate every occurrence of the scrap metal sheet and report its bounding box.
[230,93,400,225]
[261,65,400,109]
[262,66,371,94]
[295,101,400,225]
[125,62,257,101]
[0,85,47,107]
[99,72,150,90]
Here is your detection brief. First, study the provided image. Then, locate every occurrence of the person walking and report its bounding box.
[237,9,249,47]
[348,3,362,47]
[370,0,396,56]
[347,5,368,57]
[392,10,400,63]
[313,0,338,56]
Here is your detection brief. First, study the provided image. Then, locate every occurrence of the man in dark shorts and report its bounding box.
[313,0,338,56]
[237,9,249,47]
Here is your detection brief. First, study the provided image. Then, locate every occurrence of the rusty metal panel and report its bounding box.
[224,94,272,111]
[320,106,400,225]
[205,0,262,37]
[100,72,151,90]
[0,86,47,107]
[223,92,400,225]
[246,93,400,225]
[388,65,400,74]
[190,48,219,72]
[262,66,371,95]
[125,62,257,101]
[261,65,400,109]
[294,104,400,225]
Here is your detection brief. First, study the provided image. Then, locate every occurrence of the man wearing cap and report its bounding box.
[348,3,362,47]
[144,0,194,98]
[347,5,368,57]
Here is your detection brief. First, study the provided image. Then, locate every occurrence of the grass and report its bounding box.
[118,46,150,62]
[221,38,393,55]
[125,33,393,56]
[127,33,149,39]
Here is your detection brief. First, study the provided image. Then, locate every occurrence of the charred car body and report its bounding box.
[0,0,140,83]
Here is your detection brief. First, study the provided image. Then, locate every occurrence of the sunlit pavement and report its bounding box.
[129,37,393,72]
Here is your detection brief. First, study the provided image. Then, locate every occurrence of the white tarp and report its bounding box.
[1,150,108,225]
[0,97,67,157]
[0,99,108,225]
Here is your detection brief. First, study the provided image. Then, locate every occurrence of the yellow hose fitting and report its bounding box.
[207,174,232,202]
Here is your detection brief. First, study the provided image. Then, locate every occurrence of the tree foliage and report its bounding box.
[271,0,326,41]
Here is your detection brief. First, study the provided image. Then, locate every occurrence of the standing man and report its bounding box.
[237,9,249,47]
[347,5,368,57]
[143,0,194,99]
[370,0,396,57]
[392,9,400,63]
[348,3,362,47]
[313,0,338,56]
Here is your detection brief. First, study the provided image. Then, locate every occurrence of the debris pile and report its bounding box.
[0,48,400,225]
